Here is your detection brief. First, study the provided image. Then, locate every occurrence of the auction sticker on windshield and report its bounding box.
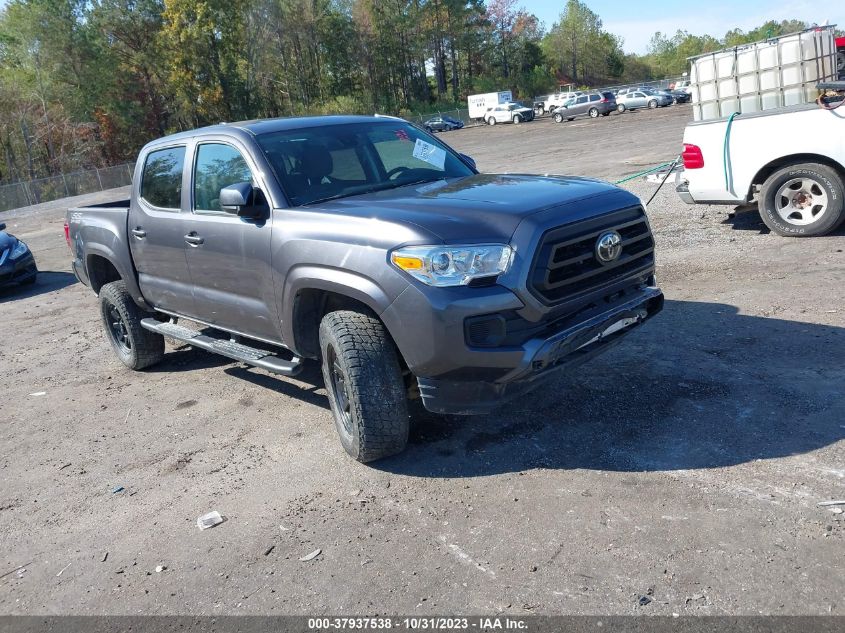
[412,138,446,170]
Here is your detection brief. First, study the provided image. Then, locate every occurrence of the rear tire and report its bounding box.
[319,310,409,463]
[588,107,599,118]
[617,104,626,113]
[513,114,522,124]
[487,117,496,126]
[757,162,845,237]
[99,280,164,370]
[648,99,658,109]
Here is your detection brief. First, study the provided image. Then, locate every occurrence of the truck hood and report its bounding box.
[311,174,635,242]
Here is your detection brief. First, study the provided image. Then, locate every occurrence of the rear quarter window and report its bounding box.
[141,146,186,209]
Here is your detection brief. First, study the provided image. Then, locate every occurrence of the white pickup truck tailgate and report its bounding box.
[681,104,845,204]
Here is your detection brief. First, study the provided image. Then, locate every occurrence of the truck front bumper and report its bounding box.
[415,286,663,415]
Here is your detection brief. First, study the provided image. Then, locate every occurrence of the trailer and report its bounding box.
[467,91,512,120]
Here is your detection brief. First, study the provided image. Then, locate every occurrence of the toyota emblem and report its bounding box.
[595,231,622,263]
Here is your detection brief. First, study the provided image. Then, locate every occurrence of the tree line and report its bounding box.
[0,0,822,185]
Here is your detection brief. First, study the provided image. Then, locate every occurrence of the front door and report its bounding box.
[182,141,280,343]
[128,144,196,316]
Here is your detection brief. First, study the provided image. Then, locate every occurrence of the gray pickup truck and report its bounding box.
[66,115,663,462]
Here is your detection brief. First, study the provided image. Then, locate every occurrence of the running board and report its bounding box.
[140,318,302,376]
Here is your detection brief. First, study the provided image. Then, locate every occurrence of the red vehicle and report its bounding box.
[837,36,844,79]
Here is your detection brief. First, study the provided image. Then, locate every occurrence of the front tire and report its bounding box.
[757,163,845,237]
[319,310,409,463]
[513,114,522,124]
[99,280,164,370]
[553,112,563,123]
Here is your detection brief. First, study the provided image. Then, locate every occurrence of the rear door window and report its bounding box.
[589,94,600,102]
[141,146,186,210]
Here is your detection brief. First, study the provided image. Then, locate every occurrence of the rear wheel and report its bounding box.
[319,310,409,462]
[99,280,164,370]
[758,162,845,237]
[513,114,522,124]
[487,117,496,126]
[425,126,432,133]
[588,107,599,118]
[648,99,658,109]
[617,104,626,113]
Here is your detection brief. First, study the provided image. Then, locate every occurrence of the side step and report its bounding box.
[140,318,302,377]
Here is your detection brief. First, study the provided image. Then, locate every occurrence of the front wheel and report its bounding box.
[513,114,522,124]
[99,280,164,370]
[757,163,845,237]
[553,113,563,123]
[319,310,409,462]
[588,107,599,118]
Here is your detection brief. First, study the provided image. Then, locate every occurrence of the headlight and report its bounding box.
[10,240,28,259]
[390,244,513,287]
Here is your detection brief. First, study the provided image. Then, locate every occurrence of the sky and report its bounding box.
[530,0,845,54]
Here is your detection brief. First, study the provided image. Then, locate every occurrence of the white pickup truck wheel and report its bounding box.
[758,163,845,236]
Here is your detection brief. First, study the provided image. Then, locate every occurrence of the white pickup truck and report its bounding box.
[677,101,845,236]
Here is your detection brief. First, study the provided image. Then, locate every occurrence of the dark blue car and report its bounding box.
[0,222,37,288]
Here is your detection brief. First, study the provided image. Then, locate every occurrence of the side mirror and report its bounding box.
[220,182,252,212]
[0,223,6,232]
[459,153,477,171]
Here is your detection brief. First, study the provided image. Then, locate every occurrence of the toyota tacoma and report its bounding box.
[66,115,663,462]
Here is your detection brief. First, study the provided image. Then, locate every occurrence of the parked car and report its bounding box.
[66,114,662,462]
[423,115,464,133]
[616,90,673,112]
[678,102,845,236]
[485,102,535,125]
[544,92,581,113]
[673,80,692,94]
[552,91,617,122]
[0,222,37,289]
[669,89,691,104]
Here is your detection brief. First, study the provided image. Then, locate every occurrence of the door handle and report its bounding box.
[184,233,204,246]
[131,228,147,238]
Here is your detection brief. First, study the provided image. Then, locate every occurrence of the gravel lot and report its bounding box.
[1,104,843,615]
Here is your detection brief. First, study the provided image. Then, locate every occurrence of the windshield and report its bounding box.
[256,121,474,206]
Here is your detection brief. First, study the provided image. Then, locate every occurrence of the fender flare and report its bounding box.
[84,244,151,310]
[279,265,398,355]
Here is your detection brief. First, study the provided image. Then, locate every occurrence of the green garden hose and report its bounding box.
[723,112,740,193]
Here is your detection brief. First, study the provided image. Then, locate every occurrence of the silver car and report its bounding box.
[616,90,672,112]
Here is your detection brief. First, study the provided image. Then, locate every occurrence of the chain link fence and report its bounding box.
[0,163,134,213]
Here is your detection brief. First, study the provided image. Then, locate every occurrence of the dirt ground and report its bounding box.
[1,104,843,616]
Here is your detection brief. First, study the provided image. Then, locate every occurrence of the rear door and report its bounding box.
[128,145,196,315]
[182,139,280,343]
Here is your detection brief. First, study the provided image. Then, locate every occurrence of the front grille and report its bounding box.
[530,206,654,305]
